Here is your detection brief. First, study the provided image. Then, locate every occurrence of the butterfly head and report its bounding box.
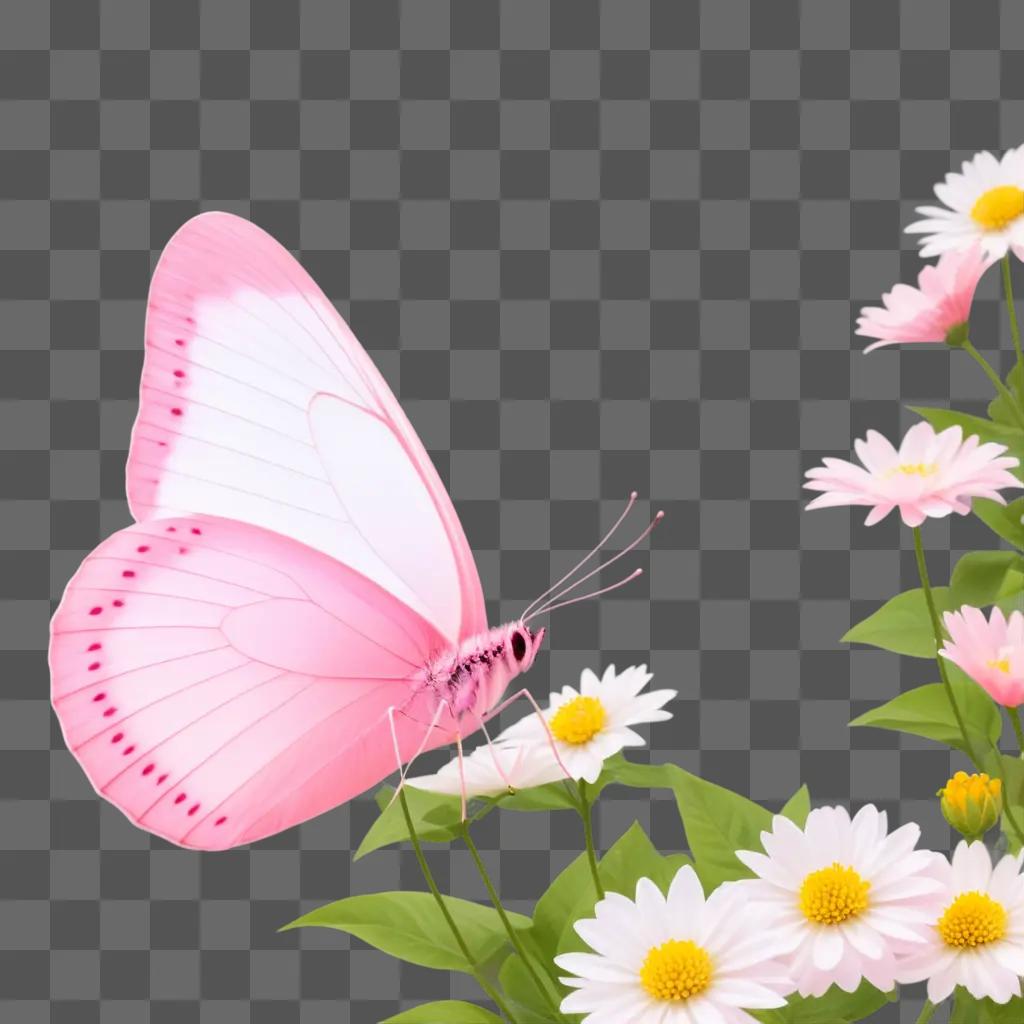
[505,622,545,675]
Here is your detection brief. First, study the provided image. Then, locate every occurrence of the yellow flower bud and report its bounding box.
[938,771,1002,839]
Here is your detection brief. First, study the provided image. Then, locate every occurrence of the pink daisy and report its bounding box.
[804,422,1021,527]
[941,605,1024,708]
[857,245,990,353]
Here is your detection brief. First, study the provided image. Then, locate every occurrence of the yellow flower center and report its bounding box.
[549,695,607,745]
[639,939,713,1002]
[937,891,1007,948]
[799,863,870,925]
[888,462,939,478]
[987,658,1011,674]
[971,185,1024,231]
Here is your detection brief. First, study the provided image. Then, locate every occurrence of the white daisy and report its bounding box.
[734,805,943,998]
[494,664,676,784]
[905,147,1024,260]
[556,866,797,1024]
[897,841,1024,1005]
[404,741,565,799]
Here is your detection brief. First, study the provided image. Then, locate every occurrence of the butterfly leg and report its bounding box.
[482,688,574,782]
[385,699,450,810]
[455,731,468,822]
[472,713,516,792]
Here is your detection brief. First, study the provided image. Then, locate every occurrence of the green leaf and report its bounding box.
[950,550,1024,607]
[497,955,558,1024]
[989,363,1024,429]
[951,988,1024,1023]
[600,756,680,792]
[780,784,811,827]
[280,892,529,973]
[354,786,466,860]
[545,822,692,962]
[597,820,687,897]
[974,497,1024,551]
[849,679,1002,757]
[380,1002,503,1024]
[530,851,591,960]
[753,981,894,1023]
[911,405,1024,447]
[590,760,795,893]
[842,585,953,658]
[661,766,773,891]
[994,755,1024,855]
[499,780,580,812]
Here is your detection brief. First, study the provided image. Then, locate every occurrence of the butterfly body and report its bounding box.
[421,622,545,722]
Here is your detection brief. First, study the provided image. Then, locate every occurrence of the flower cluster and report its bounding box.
[559,806,1024,1020]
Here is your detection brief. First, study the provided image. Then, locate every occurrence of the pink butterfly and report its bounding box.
[49,213,657,850]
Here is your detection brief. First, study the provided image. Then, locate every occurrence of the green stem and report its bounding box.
[913,527,976,764]
[962,338,1024,431]
[1003,254,1024,401]
[461,826,566,1022]
[1011,706,1024,758]
[914,999,937,1024]
[398,790,518,1024]
[990,739,1024,850]
[1006,803,1024,851]
[578,781,605,901]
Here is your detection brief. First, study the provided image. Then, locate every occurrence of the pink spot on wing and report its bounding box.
[89,607,102,616]
[179,547,187,555]
[215,817,227,826]
[171,407,183,417]
[87,643,101,652]
[142,764,154,776]
[112,732,123,743]
[174,794,186,805]
[191,528,201,535]
[88,662,100,671]
[93,693,105,702]
[122,570,135,578]
[123,745,135,755]
[137,546,149,553]
[112,600,124,608]
[175,338,185,347]
[103,707,116,717]
[188,804,199,816]
[167,527,176,533]
[173,370,185,379]
[157,774,168,785]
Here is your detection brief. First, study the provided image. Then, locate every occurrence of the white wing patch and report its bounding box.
[310,394,462,641]
[131,256,465,640]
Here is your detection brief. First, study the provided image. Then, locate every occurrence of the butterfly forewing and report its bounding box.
[127,211,485,644]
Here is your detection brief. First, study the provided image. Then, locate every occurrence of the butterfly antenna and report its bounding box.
[519,491,638,621]
[530,508,663,615]
[524,568,644,622]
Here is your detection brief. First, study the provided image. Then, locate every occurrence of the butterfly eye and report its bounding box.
[511,631,527,662]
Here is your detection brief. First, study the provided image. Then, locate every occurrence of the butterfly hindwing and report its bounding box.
[50,515,452,850]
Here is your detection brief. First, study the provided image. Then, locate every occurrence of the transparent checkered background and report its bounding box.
[4,1,1024,1020]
